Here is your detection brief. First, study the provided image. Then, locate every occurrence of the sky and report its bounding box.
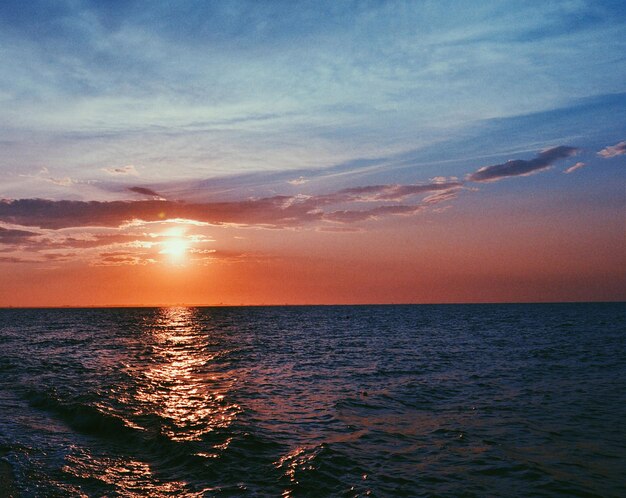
[0,0,624,306]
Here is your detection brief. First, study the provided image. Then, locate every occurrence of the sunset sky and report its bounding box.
[0,0,624,306]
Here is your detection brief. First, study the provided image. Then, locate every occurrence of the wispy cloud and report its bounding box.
[467,146,579,182]
[93,251,156,267]
[46,176,78,186]
[564,162,586,174]
[102,165,139,176]
[18,167,79,188]
[597,141,626,158]
[49,233,148,250]
[288,177,308,186]
[330,182,462,202]
[324,204,424,223]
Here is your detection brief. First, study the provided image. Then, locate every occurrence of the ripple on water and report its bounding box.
[0,304,624,496]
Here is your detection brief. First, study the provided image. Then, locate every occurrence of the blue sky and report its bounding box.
[1,0,624,201]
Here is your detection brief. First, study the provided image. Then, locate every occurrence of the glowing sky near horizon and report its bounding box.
[0,0,624,305]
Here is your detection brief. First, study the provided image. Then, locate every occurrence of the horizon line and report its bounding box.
[1,300,624,310]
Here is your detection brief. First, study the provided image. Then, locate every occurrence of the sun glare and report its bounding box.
[160,237,189,263]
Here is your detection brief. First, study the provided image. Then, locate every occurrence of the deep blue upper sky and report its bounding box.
[0,0,624,200]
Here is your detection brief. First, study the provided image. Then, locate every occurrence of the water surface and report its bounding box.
[0,304,624,496]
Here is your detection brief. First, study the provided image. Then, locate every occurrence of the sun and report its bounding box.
[160,237,189,262]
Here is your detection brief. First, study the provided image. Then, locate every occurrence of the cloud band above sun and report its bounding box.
[0,143,600,233]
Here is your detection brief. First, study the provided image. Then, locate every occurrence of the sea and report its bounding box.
[0,303,624,497]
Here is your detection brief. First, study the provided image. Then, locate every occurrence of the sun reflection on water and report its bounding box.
[59,307,244,494]
[62,452,189,495]
[137,307,242,442]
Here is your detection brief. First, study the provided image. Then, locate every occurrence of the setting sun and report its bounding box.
[160,237,189,262]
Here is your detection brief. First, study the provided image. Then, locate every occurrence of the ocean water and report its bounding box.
[0,304,624,497]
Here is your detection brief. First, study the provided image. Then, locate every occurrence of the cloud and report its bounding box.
[42,252,74,261]
[564,162,586,174]
[597,141,626,158]
[51,233,147,250]
[92,246,250,267]
[0,220,221,266]
[93,251,156,267]
[46,177,77,186]
[128,186,163,198]
[467,146,579,182]
[0,197,318,229]
[0,256,36,264]
[422,189,461,204]
[324,204,424,223]
[0,143,588,236]
[0,227,151,253]
[0,226,38,244]
[18,168,79,187]
[288,177,308,185]
[0,179,461,230]
[189,249,257,265]
[332,181,462,202]
[102,165,139,176]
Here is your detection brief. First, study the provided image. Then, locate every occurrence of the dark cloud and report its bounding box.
[0,226,38,244]
[0,180,461,230]
[0,256,34,263]
[467,146,579,182]
[103,165,138,176]
[128,186,162,197]
[42,253,73,261]
[0,199,157,229]
[0,252,71,264]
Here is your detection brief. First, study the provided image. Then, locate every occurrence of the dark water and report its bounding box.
[0,304,624,497]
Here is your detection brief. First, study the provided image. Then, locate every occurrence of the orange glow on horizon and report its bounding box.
[0,196,624,307]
